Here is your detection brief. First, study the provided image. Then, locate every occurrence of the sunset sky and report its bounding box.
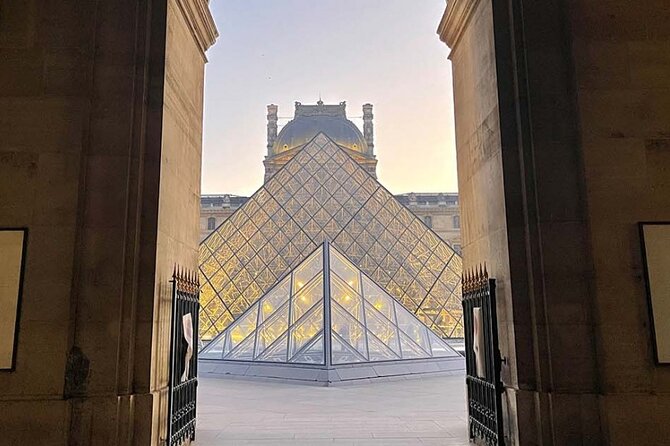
[201,0,457,196]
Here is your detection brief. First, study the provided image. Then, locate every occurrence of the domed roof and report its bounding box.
[272,101,368,155]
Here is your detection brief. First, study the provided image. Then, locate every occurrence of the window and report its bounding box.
[207,217,216,230]
[454,244,462,255]
[423,216,432,228]
[453,215,460,229]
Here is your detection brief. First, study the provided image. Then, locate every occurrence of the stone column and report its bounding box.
[439,1,600,444]
[441,0,670,442]
[362,103,375,155]
[267,104,278,156]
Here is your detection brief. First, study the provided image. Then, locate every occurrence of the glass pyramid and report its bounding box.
[200,243,460,364]
[199,133,463,342]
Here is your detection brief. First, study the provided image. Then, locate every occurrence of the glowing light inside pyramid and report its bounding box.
[199,133,463,342]
[200,243,461,365]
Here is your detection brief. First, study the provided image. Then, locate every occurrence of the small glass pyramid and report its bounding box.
[200,242,460,366]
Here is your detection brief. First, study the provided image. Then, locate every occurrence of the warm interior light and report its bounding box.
[231,329,245,343]
[297,282,304,288]
[374,300,384,310]
[344,295,351,301]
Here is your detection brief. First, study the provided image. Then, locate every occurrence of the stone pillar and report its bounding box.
[439,1,599,444]
[440,0,670,444]
[362,103,374,155]
[267,104,278,156]
[0,0,217,444]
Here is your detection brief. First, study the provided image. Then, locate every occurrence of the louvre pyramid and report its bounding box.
[199,133,463,343]
[200,243,460,365]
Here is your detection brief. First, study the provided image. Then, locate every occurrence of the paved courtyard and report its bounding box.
[195,372,470,445]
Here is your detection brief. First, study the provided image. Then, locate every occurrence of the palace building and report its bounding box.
[199,102,464,349]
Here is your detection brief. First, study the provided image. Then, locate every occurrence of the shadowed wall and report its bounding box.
[0,0,216,444]
[440,0,670,444]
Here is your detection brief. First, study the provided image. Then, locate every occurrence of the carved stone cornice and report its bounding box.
[437,0,482,51]
[174,0,218,58]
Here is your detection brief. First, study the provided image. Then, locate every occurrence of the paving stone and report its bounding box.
[194,372,468,444]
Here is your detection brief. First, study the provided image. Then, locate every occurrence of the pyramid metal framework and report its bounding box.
[199,133,463,343]
[200,243,460,370]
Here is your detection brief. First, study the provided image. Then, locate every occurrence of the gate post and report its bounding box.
[167,267,200,445]
[462,267,504,445]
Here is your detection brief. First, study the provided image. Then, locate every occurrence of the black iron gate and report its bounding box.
[462,267,504,445]
[167,268,200,446]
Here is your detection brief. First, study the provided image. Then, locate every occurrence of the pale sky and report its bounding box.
[202,0,457,196]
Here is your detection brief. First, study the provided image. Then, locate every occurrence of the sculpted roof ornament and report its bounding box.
[270,100,368,155]
[295,100,347,118]
[436,0,481,51]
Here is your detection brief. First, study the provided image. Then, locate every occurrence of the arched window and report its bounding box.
[453,215,460,229]
[423,216,432,228]
[207,217,216,230]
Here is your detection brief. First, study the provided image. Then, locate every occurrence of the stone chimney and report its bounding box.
[362,103,374,154]
[266,104,278,155]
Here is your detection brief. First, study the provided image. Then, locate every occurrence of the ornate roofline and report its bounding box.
[295,100,347,118]
[436,0,481,52]
[174,0,219,60]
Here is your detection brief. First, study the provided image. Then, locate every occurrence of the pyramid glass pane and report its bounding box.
[331,303,368,361]
[199,134,463,344]
[255,332,288,362]
[225,303,258,355]
[291,276,323,323]
[292,249,323,293]
[255,303,289,354]
[290,333,325,364]
[399,332,430,359]
[331,275,364,321]
[394,301,431,354]
[258,276,290,324]
[366,333,400,362]
[330,249,360,292]
[225,334,256,361]
[363,303,401,356]
[289,303,324,360]
[362,277,396,322]
[428,330,460,358]
[332,333,366,364]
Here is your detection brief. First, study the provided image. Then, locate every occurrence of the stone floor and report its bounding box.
[195,372,470,445]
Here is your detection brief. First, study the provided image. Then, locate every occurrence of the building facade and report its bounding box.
[201,192,461,252]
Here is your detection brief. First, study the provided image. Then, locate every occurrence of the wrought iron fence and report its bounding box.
[167,267,200,446]
[462,266,504,445]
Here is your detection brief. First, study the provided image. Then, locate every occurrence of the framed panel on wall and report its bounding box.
[0,228,27,371]
[639,222,670,365]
